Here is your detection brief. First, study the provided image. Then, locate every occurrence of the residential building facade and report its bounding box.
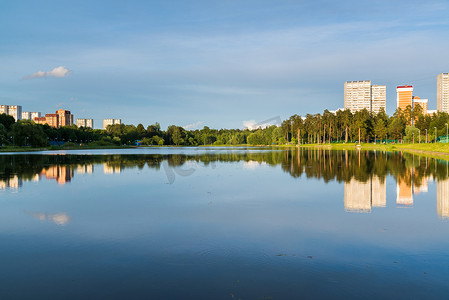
[344,81,386,113]
[397,85,413,111]
[34,110,73,128]
[0,105,22,121]
[31,112,41,120]
[371,85,387,114]
[22,112,31,120]
[45,114,59,128]
[57,109,74,126]
[412,96,428,115]
[76,118,94,128]
[437,73,449,113]
[344,81,371,113]
[103,119,121,130]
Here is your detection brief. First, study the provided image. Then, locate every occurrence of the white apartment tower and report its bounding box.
[31,112,41,120]
[344,81,371,113]
[371,85,387,114]
[0,105,22,121]
[344,81,386,114]
[77,119,94,128]
[22,112,32,120]
[22,112,41,120]
[103,119,121,130]
[437,73,449,113]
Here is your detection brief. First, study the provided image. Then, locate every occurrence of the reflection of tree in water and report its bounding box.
[0,150,448,186]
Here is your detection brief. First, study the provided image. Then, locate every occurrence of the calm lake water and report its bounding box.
[1,147,449,299]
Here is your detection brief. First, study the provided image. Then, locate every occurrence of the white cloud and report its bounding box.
[183,121,203,130]
[243,117,281,130]
[24,66,72,79]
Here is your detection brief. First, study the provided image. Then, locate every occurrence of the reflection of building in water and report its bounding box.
[41,165,74,185]
[371,176,386,207]
[77,164,94,174]
[437,178,449,218]
[344,175,386,213]
[397,179,413,207]
[0,175,23,191]
[414,177,429,194]
[103,163,121,174]
[396,175,430,207]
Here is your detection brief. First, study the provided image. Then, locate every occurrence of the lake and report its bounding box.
[1,147,449,299]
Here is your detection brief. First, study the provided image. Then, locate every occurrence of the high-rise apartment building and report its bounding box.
[76,118,94,128]
[7,105,22,121]
[344,81,386,113]
[45,114,59,128]
[397,85,413,111]
[103,119,121,130]
[57,109,74,126]
[437,73,449,113]
[0,105,22,121]
[31,112,41,120]
[344,81,371,113]
[22,112,31,120]
[371,85,387,114]
[34,110,73,128]
[412,96,428,114]
[22,112,42,120]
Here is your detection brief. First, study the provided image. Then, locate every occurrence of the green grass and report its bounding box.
[297,142,449,160]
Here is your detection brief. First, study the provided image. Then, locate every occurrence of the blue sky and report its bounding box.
[1,0,449,129]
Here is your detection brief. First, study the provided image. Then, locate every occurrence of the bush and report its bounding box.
[62,142,78,148]
[88,140,112,147]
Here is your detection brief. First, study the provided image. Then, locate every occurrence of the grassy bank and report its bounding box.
[299,142,449,160]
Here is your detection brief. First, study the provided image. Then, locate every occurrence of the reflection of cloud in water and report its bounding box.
[29,212,70,225]
[243,161,266,170]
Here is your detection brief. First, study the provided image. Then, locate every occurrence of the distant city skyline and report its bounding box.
[1,1,449,129]
[1,73,447,129]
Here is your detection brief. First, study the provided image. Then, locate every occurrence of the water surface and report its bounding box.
[1,148,449,299]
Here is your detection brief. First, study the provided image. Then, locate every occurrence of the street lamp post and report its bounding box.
[446,123,448,144]
[426,129,428,143]
[435,127,437,143]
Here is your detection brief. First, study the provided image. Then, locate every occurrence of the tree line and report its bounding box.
[1,104,449,147]
[1,149,446,187]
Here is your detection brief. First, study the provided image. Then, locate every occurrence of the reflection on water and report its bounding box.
[2,149,449,219]
[438,179,449,218]
[41,165,75,185]
[344,175,386,213]
[2,148,449,299]
[0,175,22,191]
[28,211,70,225]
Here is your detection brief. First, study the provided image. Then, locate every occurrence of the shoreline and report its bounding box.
[2,143,449,160]
[297,143,449,160]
